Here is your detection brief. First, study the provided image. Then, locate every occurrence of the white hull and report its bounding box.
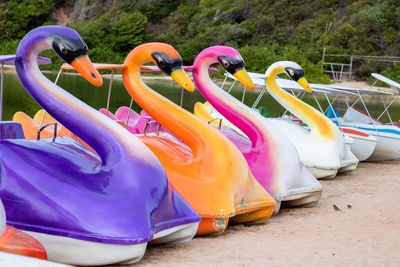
[335,107,400,161]
[366,132,400,161]
[342,131,377,161]
[25,222,199,266]
[305,165,338,179]
[333,121,400,161]
[0,252,67,267]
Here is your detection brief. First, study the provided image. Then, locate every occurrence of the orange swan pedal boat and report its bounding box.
[121,43,276,235]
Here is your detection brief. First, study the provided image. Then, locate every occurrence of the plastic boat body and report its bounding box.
[3,26,200,265]
[286,111,377,162]
[330,107,400,161]
[119,43,276,235]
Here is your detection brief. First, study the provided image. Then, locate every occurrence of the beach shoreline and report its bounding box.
[137,161,400,266]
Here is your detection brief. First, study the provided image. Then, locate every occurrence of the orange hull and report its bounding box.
[0,226,47,260]
[137,132,276,235]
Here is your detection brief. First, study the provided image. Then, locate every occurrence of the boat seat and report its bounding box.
[326,106,341,119]
[0,122,25,140]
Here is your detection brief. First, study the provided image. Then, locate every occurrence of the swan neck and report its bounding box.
[193,56,266,149]
[123,52,211,157]
[15,34,130,165]
[267,69,336,139]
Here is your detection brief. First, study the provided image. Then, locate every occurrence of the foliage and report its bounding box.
[1,0,400,83]
[0,0,53,40]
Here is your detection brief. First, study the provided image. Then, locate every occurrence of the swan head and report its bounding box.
[265,61,312,93]
[51,28,103,87]
[131,43,194,92]
[196,46,254,90]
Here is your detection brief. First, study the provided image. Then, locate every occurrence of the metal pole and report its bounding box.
[0,63,3,121]
[39,69,63,128]
[125,98,134,127]
[349,56,353,80]
[357,90,378,132]
[251,86,267,109]
[211,78,236,115]
[106,70,114,116]
[345,97,358,129]
[324,95,338,114]
[324,92,342,127]
[241,86,246,103]
[221,76,227,89]
[179,87,184,107]
[226,80,237,94]
[312,94,324,113]
[377,94,398,123]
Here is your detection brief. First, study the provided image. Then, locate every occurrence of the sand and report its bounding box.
[134,161,400,266]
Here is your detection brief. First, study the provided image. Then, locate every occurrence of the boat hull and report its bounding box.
[341,128,377,161]
[26,222,199,266]
[367,132,400,161]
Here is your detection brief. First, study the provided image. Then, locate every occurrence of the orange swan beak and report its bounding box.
[233,69,255,90]
[170,68,195,92]
[297,77,312,93]
[70,55,103,87]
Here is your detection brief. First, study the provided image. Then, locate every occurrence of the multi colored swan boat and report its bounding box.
[14,42,276,235]
[193,47,322,207]
[3,26,200,265]
[201,61,359,179]
[257,79,377,162]
[120,43,276,234]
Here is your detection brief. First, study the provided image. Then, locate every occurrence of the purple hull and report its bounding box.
[0,26,200,245]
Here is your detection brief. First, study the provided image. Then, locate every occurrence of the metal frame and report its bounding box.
[39,68,63,129]
[321,47,400,82]
[208,118,223,129]
[143,120,161,135]
[37,122,58,142]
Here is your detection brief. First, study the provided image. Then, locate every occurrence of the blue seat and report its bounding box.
[0,122,25,140]
[326,106,341,119]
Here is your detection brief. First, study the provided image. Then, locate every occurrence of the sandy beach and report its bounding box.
[135,161,400,266]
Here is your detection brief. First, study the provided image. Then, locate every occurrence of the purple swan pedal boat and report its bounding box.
[0,26,200,265]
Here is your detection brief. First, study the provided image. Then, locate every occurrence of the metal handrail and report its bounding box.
[208,118,223,129]
[37,122,58,142]
[143,120,161,134]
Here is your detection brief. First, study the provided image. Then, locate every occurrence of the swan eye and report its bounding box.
[59,45,68,55]
[220,58,230,68]
[218,56,244,74]
[285,67,305,81]
[158,60,166,68]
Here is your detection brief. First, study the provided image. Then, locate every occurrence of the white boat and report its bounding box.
[212,62,359,179]
[219,71,377,162]
[325,76,400,161]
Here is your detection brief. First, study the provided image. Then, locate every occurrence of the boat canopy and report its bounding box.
[327,84,392,96]
[371,73,400,94]
[0,55,51,65]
